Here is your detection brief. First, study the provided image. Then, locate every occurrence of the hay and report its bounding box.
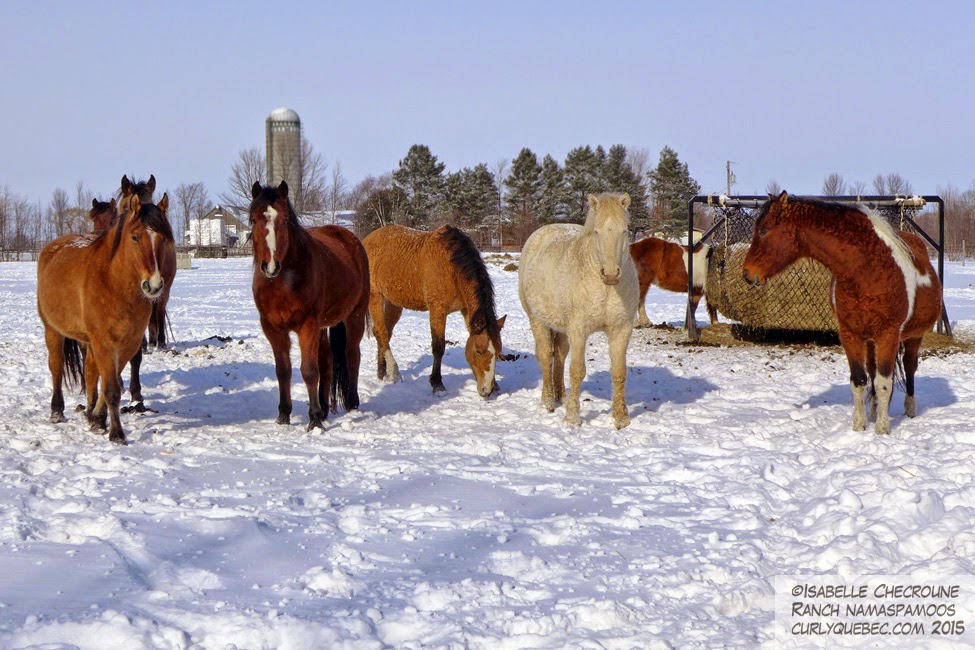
[706,244,838,332]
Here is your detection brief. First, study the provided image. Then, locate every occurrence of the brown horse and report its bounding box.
[362,224,506,397]
[37,196,164,444]
[743,192,942,434]
[249,181,370,430]
[88,198,117,232]
[630,234,717,328]
[120,175,177,350]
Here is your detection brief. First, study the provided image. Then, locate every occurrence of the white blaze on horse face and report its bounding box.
[264,206,279,275]
[479,340,497,397]
[146,230,164,294]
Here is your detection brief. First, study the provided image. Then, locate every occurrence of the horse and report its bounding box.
[37,196,164,444]
[742,192,943,435]
[361,224,506,397]
[630,232,717,328]
[249,181,370,430]
[120,175,177,350]
[519,192,639,429]
[88,198,117,232]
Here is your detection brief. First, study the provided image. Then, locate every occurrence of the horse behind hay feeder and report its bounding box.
[249,181,370,430]
[742,192,943,435]
[630,234,717,328]
[37,196,164,444]
[519,192,639,429]
[361,224,506,397]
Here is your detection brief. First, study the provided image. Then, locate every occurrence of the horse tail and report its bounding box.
[329,321,359,412]
[63,338,85,392]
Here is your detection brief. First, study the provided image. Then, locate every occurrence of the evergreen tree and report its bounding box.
[563,145,603,223]
[539,155,568,224]
[443,164,498,229]
[604,144,651,232]
[504,148,543,220]
[647,146,701,238]
[392,144,446,229]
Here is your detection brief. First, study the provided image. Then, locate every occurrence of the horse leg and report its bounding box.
[126,347,146,412]
[865,340,877,423]
[553,331,569,406]
[706,296,718,326]
[872,334,901,435]
[84,349,107,432]
[90,345,126,444]
[636,282,651,328]
[371,293,401,382]
[565,329,588,427]
[44,327,67,424]
[428,309,448,395]
[902,337,922,418]
[297,321,326,431]
[528,316,556,411]
[341,307,368,411]
[263,323,293,425]
[839,330,869,432]
[608,325,633,429]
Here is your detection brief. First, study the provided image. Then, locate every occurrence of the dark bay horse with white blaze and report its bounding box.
[37,196,164,444]
[362,224,506,397]
[249,181,370,430]
[742,192,942,434]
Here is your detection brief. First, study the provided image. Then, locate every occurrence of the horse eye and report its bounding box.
[131,235,139,242]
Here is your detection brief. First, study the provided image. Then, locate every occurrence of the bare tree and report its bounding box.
[872,173,913,196]
[766,179,783,196]
[626,147,651,180]
[822,173,847,196]
[295,139,328,213]
[326,161,348,224]
[12,197,39,259]
[221,147,267,208]
[175,182,210,245]
[849,180,867,197]
[48,188,72,238]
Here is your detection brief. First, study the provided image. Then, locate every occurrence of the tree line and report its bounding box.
[5,142,975,260]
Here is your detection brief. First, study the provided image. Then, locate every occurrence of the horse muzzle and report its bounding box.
[601,270,621,286]
[261,261,281,279]
[742,268,765,287]
[142,275,164,299]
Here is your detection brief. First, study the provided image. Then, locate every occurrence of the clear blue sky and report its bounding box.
[2,0,972,206]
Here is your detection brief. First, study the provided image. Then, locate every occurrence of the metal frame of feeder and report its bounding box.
[684,194,949,341]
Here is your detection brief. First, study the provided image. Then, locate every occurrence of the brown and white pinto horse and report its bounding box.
[362,224,506,397]
[742,192,942,434]
[249,181,370,430]
[37,196,164,444]
[630,234,717,328]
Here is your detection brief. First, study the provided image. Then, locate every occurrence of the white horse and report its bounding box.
[518,192,639,429]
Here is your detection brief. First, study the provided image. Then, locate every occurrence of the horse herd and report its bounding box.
[35,179,943,445]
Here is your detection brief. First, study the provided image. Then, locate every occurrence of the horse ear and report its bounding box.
[129,196,142,215]
[251,181,263,199]
[147,175,156,194]
[158,192,169,213]
[778,190,789,205]
[619,193,631,210]
[121,175,131,195]
[588,194,599,211]
[497,314,506,330]
[92,198,99,209]
[109,198,117,212]
[278,181,289,200]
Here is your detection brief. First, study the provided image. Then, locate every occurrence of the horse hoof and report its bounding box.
[564,414,582,427]
[122,402,147,414]
[306,419,325,432]
[276,415,291,425]
[49,413,66,424]
[109,435,128,446]
[431,384,447,396]
[614,416,632,430]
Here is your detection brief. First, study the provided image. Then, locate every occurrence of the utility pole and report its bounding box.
[726,160,737,195]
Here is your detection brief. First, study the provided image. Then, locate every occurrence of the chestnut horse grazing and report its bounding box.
[249,181,370,430]
[743,192,942,434]
[630,233,717,328]
[519,193,639,429]
[37,196,164,444]
[362,224,506,397]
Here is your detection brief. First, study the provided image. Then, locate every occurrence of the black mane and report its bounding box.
[757,194,852,226]
[139,203,174,241]
[440,225,499,337]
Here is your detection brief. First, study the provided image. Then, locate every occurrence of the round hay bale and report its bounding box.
[705,243,838,332]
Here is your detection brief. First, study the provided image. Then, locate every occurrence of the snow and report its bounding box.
[2,255,975,648]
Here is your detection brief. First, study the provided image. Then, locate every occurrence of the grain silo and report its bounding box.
[265,107,302,198]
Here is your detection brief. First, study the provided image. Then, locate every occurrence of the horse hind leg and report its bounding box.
[564,329,588,427]
[371,294,402,383]
[840,332,869,432]
[871,335,901,435]
[528,317,557,412]
[553,331,569,406]
[84,348,107,432]
[865,340,878,423]
[902,337,922,418]
[44,328,67,423]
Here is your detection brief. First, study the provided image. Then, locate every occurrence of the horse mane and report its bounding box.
[118,176,155,203]
[439,225,499,337]
[110,211,128,258]
[250,185,301,228]
[138,203,174,241]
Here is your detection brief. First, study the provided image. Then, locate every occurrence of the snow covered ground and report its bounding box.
[2,254,975,649]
